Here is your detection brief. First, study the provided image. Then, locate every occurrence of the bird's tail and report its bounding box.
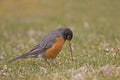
[8,52,31,63]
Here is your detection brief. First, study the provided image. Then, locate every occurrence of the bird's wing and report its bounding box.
[8,29,63,63]
[29,31,59,57]
[31,28,64,52]
[8,32,59,62]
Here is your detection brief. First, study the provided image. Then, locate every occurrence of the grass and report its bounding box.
[0,0,120,80]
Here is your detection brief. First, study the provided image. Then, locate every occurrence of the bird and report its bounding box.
[8,27,73,64]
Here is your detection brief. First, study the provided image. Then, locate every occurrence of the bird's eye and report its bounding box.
[67,35,71,40]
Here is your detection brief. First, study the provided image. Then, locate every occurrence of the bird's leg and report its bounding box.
[51,59,56,64]
[44,59,57,66]
[44,58,50,65]
[49,59,57,66]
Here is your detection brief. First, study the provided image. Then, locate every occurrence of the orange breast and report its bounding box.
[45,37,64,59]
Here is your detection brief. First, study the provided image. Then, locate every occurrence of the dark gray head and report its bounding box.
[57,28,73,41]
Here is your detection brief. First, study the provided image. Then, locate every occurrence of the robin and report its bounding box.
[8,27,73,64]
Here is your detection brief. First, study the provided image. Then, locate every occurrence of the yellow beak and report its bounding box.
[68,40,73,61]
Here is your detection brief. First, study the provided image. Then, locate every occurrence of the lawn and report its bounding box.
[0,0,120,80]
